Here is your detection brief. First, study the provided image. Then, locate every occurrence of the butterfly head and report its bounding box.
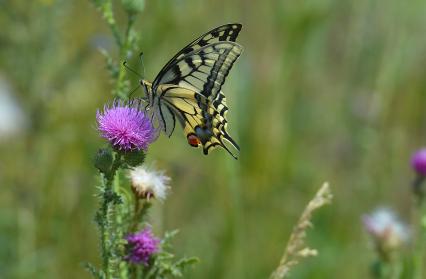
[140,80,154,106]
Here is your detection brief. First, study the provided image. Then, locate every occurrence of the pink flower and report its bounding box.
[125,228,160,265]
[96,100,155,151]
[411,148,426,176]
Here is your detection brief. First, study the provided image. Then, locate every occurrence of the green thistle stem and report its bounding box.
[114,12,137,99]
[105,152,123,185]
[415,200,426,279]
[98,0,122,47]
[413,175,426,279]
[99,152,122,278]
[130,198,152,232]
[91,0,139,99]
[130,198,141,232]
[99,178,110,277]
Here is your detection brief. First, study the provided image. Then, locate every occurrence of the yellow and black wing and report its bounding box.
[152,23,243,159]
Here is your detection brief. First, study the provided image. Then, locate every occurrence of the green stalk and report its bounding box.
[99,152,122,278]
[99,1,122,48]
[99,177,110,277]
[415,201,426,279]
[114,12,137,99]
[413,176,426,279]
[390,260,402,279]
[130,199,152,232]
[130,198,141,232]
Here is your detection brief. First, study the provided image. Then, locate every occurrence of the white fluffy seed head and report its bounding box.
[128,165,171,201]
[362,208,410,252]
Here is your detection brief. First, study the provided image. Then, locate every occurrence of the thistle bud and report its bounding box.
[94,148,113,173]
[122,0,145,13]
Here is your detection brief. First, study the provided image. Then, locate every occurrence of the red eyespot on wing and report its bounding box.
[187,134,200,147]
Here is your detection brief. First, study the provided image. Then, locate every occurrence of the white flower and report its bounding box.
[128,165,170,201]
[362,208,410,251]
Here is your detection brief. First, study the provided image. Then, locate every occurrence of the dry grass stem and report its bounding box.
[270,182,333,279]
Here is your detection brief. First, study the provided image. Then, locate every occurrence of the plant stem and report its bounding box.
[99,178,110,277]
[412,175,426,279]
[130,198,152,232]
[99,152,122,278]
[99,0,122,48]
[106,152,123,184]
[130,198,141,232]
[415,200,426,279]
[390,259,402,279]
[114,12,137,99]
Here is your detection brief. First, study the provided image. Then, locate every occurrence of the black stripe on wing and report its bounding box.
[157,102,176,137]
[153,23,242,89]
[157,42,243,101]
[203,91,240,158]
[161,87,240,159]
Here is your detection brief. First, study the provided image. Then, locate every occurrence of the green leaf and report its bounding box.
[83,262,106,279]
[175,257,199,268]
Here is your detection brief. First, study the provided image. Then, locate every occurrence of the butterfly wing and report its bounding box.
[151,24,243,158]
[157,85,240,158]
[152,23,242,89]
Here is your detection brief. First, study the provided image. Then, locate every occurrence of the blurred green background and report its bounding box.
[1,0,426,278]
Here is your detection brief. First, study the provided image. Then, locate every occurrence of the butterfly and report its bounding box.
[140,23,243,159]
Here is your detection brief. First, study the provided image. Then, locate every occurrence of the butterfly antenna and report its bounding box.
[128,84,141,98]
[139,52,146,79]
[123,61,143,79]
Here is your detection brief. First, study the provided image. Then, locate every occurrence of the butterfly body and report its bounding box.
[141,24,243,159]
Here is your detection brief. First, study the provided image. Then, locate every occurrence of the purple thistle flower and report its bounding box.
[96,101,156,151]
[411,148,426,176]
[125,228,160,265]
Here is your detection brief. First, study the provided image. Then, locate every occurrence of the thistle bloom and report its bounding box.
[125,228,160,265]
[128,165,170,201]
[362,208,409,258]
[411,148,426,176]
[96,101,155,151]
